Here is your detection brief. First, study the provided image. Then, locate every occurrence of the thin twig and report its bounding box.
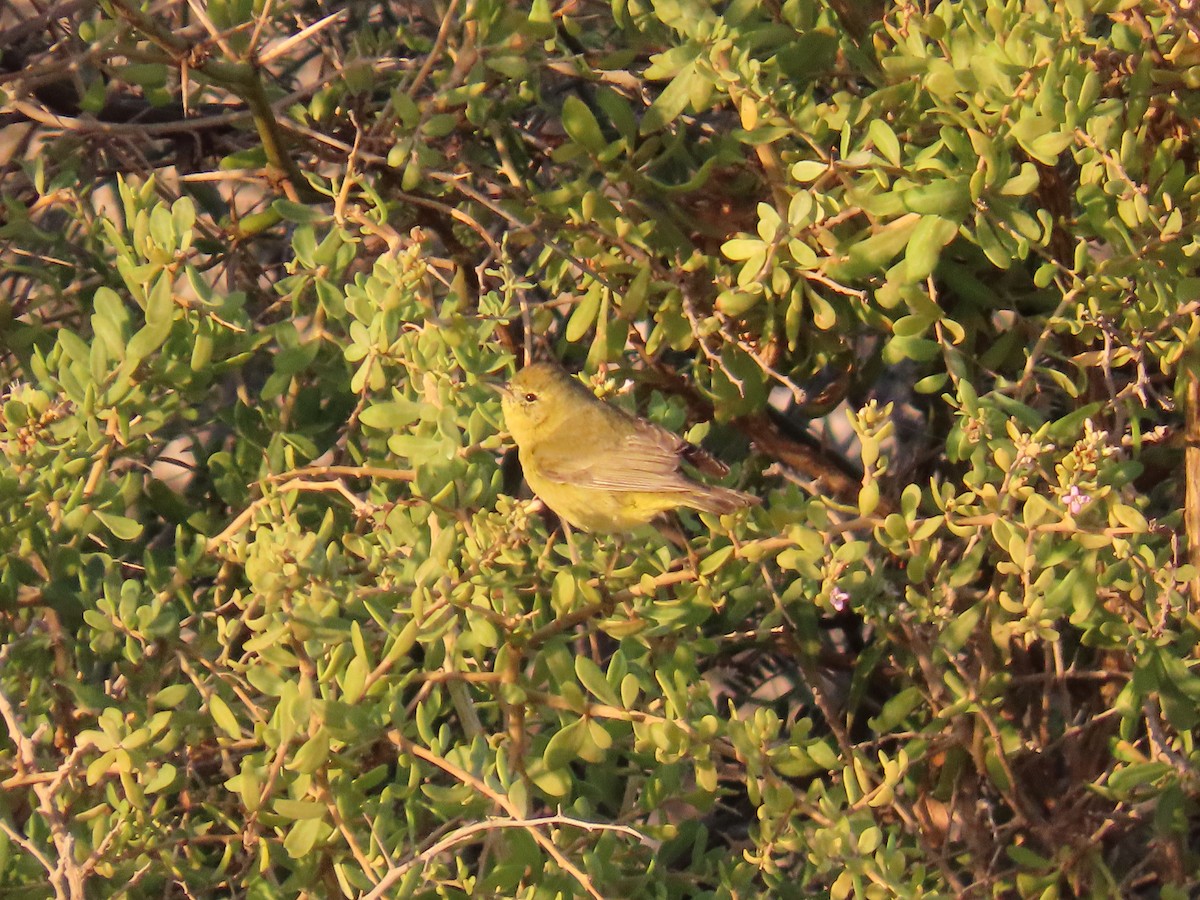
[374,735,614,900]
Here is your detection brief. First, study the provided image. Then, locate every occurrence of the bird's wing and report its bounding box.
[534,417,717,493]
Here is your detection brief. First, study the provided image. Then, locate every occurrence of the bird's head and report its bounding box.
[497,363,583,448]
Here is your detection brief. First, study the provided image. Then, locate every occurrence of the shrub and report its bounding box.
[1,1,1198,897]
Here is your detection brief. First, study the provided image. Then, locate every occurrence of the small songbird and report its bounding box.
[496,362,758,533]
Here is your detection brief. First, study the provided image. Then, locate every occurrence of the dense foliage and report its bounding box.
[3,0,1200,896]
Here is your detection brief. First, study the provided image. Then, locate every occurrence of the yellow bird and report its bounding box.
[497,363,758,533]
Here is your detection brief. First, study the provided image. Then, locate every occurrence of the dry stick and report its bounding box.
[372,813,649,898]
[257,9,347,66]
[374,734,613,900]
[318,772,385,885]
[7,72,339,138]
[185,0,240,59]
[0,647,87,900]
[103,0,312,197]
[207,474,401,550]
[1186,367,1200,607]
[944,651,1049,838]
[286,138,503,257]
[429,173,622,294]
[1144,697,1200,788]
[247,0,277,53]
[406,0,461,97]
[242,733,291,854]
[769,576,967,893]
[0,0,89,46]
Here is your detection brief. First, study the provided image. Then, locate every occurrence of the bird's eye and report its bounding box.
[523,392,537,403]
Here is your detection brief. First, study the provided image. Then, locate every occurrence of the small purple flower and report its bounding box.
[830,586,850,612]
[1063,485,1090,515]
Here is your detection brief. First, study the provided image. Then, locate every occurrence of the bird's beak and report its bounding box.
[482,379,511,399]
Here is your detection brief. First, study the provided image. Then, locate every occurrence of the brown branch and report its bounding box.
[0,646,88,899]
[370,813,649,900]
[1186,366,1200,606]
[378,733,607,900]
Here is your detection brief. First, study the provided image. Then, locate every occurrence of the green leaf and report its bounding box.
[700,544,734,575]
[274,799,327,821]
[208,695,242,740]
[565,289,602,342]
[940,602,983,653]
[900,178,970,218]
[542,719,585,771]
[575,655,620,706]
[145,763,177,794]
[805,740,840,770]
[722,237,766,261]
[152,684,192,708]
[620,266,651,318]
[904,215,959,280]
[836,213,922,279]
[868,119,901,167]
[641,61,699,134]
[973,215,1012,268]
[1000,162,1040,196]
[288,728,331,774]
[1026,131,1074,165]
[791,160,826,182]
[360,400,424,431]
[91,288,130,360]
[983,745,1012,792]
[422,113,458,137]
[190,320,214,371]
[283,818,325,859]
[341,654,369,705]
[596,86,638,142]
[57,329,90,366]
[526,0,555,37]
[273,199,328,224]
[716,289,762,316]
[883,335,941,363]
[94,511,144,541]
[868,686,925,732]
[562,95,606,154]
[87,749,117,785]
[528,761,571,797]
[388,433,450,462]
[172,196,195,245]
[126,305,174,364]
